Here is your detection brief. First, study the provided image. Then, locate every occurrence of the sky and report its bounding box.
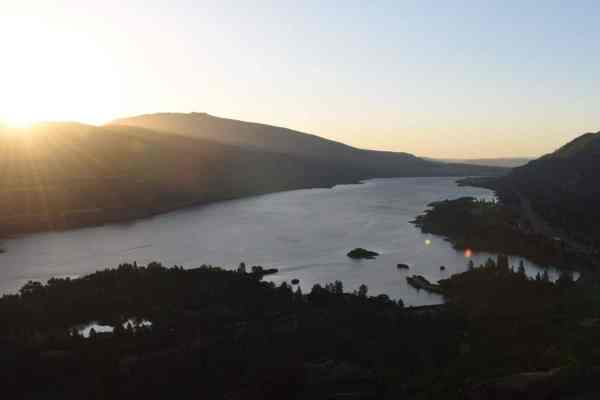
[1,0,599,158]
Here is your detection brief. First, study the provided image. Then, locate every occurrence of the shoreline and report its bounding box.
[433,178,599,275]
[0,178,364,240]
[0,175,489,240]
[412,196,583,271]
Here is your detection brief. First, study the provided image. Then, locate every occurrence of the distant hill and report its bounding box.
[113,112,362,160]
[498,131,600,247]
[437,157,532,168]
[0,123,364,235]
[113,112,506,178]
[0,117,505,236]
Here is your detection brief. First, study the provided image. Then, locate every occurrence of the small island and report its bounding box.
[397,263,410,270]
[347,248,379,259]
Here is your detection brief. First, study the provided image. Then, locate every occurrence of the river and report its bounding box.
[0,177,559,306]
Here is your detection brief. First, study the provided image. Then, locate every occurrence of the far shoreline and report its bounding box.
[0,175,491,241]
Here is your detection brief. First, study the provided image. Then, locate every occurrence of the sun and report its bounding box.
[0,18,124,130]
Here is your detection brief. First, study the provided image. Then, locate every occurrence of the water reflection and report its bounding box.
[78,323,113,337]
[76,319,152,338]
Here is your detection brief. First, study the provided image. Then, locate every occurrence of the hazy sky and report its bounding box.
[1,1,598,158]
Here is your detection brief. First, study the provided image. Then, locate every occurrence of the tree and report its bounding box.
[497,254,509,270]
[19,281,43,296]
[517,260,526,277]
[324,281,344,295]
[114,323,125,336]
[308,284,328,306]
[251,266,263,275]
[125,322,134,335]
[294,285,303,302]
[468,260,475,271]
[279,282,292,296]
[333,281,344,295]
[374,294,392,306]
[148,261,163,270]
[357,284,368,298]
[542,269,550,282]
[237,262,246,274]
[557,270,575,288]
[310,284,323,294]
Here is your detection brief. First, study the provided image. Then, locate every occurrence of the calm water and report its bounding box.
[0,177,559,306]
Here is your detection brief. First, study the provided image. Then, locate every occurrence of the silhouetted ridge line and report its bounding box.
[0,116,505,236]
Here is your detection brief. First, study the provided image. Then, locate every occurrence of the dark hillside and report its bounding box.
[113,112,506,177]
[502,131,600,246]
[0,117,504,237]
[0,124,359,235]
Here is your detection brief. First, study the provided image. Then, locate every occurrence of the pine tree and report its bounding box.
[294,285,303,302]
[237,262,246,274]
[484,257,496,269]
[518,260,526,277]
[333,281,344,295]
[358,284,368,298]
[542,269,550,282]
[497,254,509,270]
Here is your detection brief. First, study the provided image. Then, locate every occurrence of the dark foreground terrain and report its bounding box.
[2,260,600,399]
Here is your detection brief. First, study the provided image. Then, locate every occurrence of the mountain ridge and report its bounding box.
[112,112,505,178]
[435,157,532,168]
[485,130,600,248]
[0,116,505,237]
[112,112,363,159]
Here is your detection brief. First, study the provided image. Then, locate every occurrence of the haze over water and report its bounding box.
[0,177,556,305]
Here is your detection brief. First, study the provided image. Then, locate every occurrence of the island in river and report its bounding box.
[347,248,380,259]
